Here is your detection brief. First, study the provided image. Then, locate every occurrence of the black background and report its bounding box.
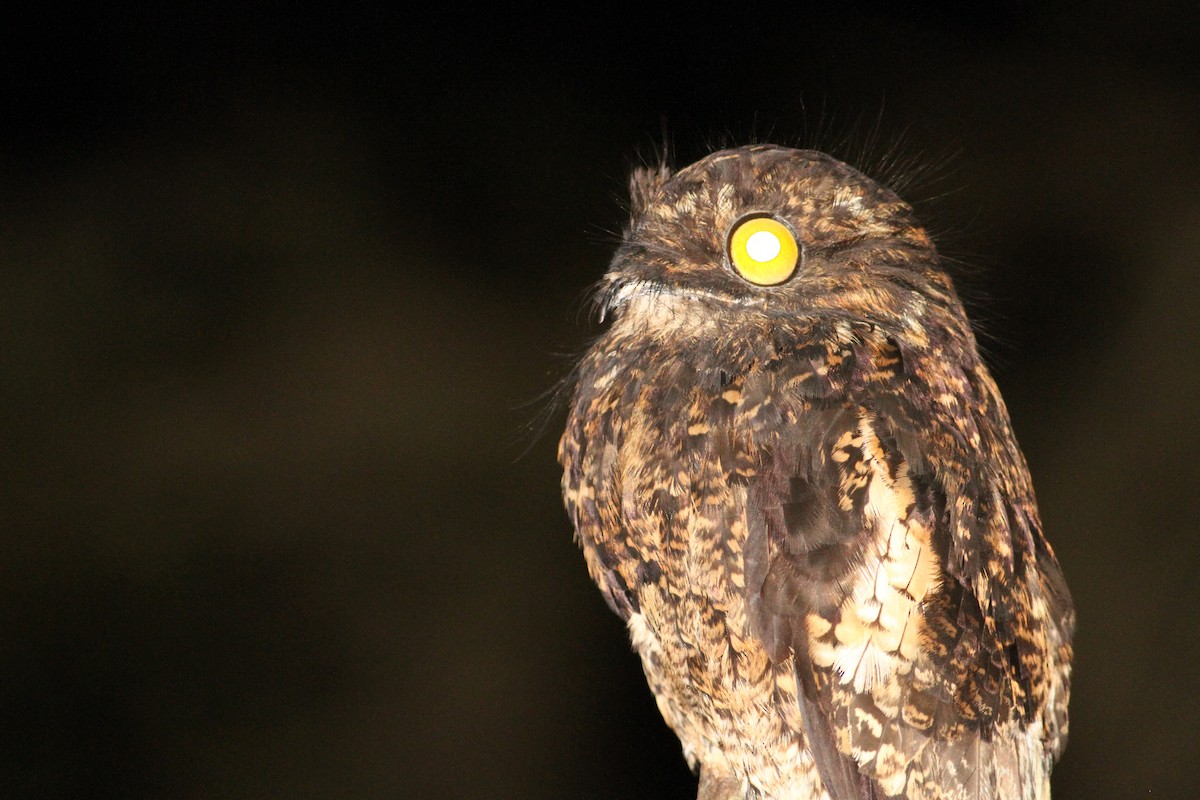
[3,4,1198,798]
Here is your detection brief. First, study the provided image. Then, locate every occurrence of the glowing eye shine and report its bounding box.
[745,230,782,262]
[728,216,799,286]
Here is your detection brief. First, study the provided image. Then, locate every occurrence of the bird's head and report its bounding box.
[601,145,965,350]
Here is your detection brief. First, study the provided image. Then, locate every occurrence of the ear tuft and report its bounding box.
[628,164,672,221]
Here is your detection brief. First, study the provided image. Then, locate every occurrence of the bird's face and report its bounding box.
[602,145,956,346]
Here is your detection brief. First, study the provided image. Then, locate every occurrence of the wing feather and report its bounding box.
[744,327,1072,799]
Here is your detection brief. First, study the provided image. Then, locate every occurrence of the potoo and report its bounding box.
[558,145,1073,800]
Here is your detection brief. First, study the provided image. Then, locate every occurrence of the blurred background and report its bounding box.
[2,4,1198,798]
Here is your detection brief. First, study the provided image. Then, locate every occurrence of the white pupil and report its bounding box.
[745,230,782,262]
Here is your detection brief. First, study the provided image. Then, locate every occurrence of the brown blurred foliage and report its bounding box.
[2,5,1199,798]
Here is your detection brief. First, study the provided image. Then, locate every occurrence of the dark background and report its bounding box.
[3,4,1198,798]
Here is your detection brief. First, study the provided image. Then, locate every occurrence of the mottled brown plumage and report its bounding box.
[559,145,1073,799]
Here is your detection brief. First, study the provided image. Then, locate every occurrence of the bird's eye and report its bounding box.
[727,216,799,286]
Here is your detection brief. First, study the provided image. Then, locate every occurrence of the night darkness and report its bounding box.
[3,4,1199,798]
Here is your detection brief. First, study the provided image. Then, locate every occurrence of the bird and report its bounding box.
[558,144,1074,800]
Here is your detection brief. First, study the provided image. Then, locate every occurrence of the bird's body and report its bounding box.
[559,145,1073,800]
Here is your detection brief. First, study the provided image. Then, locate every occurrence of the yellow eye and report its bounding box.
[727,216,799,286]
